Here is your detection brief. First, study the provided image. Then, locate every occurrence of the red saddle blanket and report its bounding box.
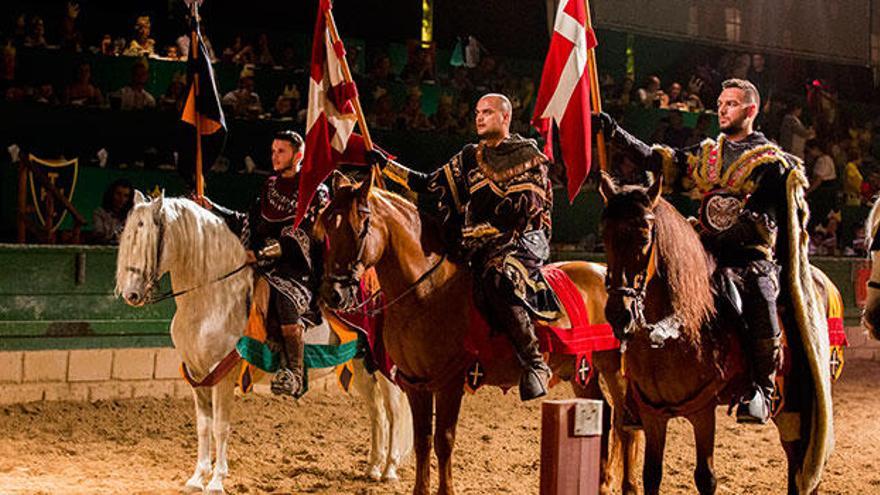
[462,265,618,391]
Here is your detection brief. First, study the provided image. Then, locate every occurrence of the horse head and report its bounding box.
[599,172,662,340]
[116,189,165,307]
[316,170,387,311]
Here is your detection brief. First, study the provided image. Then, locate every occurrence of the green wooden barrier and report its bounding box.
[0,241,866,351]
[0,244,174,351]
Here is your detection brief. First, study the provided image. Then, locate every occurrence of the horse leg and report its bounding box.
[380,371,412,481]
[352,359,387,481]
[688,406,717,495]
[185,386,213,492]
[641,415,669,495]
[588,352,643,495]
[206,376,235,494]
[434,382,464,495]
[407,389,434,495]
[781,440,798,495]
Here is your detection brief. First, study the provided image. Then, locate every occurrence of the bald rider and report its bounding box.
[371,94,558,401]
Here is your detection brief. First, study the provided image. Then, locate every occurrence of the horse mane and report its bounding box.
[367,187,447,253]
[115,197,245,295]
[652,197,716,334]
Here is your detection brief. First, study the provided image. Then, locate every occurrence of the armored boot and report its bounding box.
[504,305,552,401]
[736,337,781,424]
[271,323,305,398]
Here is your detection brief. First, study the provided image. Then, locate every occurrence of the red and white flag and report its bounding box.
[295,0,367,228]
[532,0,598,201]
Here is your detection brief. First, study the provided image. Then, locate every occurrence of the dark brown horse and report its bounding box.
[599,173,834,495]
[315,175,642,495]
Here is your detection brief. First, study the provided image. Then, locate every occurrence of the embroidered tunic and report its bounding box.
[383,134,560,319]
[650,132,799,266]
[217,174,329,323]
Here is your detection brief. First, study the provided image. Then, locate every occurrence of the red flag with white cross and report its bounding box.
[532,0,598,201]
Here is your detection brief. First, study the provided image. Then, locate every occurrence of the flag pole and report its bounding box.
[191,1,205,199]
[324,7,374,152]
[584,0,607,171]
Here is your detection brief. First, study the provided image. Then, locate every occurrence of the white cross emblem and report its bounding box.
[577,357,590,384]
[468,362,484,388]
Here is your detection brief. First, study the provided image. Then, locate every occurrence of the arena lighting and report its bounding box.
[421,0,433,48]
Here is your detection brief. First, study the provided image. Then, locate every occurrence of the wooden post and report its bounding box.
[540,398,603,495]
[584,0,607,172]
[191,2,204,200]
[45,189,55,244]
[16,159,27,243]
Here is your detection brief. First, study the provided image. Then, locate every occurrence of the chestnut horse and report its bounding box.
[315,176,641,495]
[600,174,834,495]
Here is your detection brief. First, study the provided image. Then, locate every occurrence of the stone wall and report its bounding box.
[0,347,337,405]
[844,326,880,361]
[0,347,189,405]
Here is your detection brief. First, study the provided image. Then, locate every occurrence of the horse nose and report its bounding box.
[126,292,141,305]
[605,302,633,340]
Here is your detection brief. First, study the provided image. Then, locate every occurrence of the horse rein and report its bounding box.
[125,213,248,305]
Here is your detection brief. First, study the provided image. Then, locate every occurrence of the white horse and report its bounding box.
[862,198,880,340]
[115,191,411,494]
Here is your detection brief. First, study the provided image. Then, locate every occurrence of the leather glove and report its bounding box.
[366,148,388,168]
[592,111,615,136]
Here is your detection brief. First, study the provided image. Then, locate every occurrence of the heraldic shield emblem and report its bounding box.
[27,154,79,232]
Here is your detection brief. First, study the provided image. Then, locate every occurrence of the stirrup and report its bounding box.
[271,367,303,398]
[735,389,771,424]
[519,364,550,401]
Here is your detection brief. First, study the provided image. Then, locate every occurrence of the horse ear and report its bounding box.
[647,175,663,208]
[133,189,146,205]
[598,171,617,204]
[155,189,165,209]
[331,170,352,193]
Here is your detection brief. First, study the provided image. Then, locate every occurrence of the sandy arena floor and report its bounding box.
[0,359,878,494]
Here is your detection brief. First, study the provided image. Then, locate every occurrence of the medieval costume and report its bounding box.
[379,133,560,400]
[597,113,832,491]
[212,174,329,396]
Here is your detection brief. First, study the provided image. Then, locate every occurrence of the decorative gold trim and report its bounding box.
[687,136,790,194]
[442,163,463,213]
[468,178,547,200]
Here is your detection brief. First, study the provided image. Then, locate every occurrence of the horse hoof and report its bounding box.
[183,478,203,493]
[366,465,383,481]
[205,480,225,495]
[382,465,399,482]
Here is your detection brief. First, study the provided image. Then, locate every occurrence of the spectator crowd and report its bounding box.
[2,4,879,255]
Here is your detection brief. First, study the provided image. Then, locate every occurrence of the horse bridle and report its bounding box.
[325,202,373,289]
[323,198,447,316]
[125,213,166,301]
[604,224,658,329]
